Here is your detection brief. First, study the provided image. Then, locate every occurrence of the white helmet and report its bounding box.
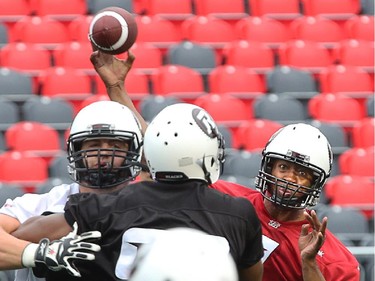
[144,103,225,184]
[256,123,332,208]
[67,101,143,188]
[129,227,238,281]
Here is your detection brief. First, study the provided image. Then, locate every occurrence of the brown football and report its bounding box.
[88,6,138,55]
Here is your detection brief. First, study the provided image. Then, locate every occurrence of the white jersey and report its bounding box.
[0,182,80,281]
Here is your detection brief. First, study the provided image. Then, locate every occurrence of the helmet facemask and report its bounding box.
[67,127,142,189]
[256,153,327,209]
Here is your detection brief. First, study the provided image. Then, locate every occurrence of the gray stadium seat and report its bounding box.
[253,94,309,125]
[0,68,34,102]
[48,153,69,179]
[0,98,20,131]
[21,96,74,131]
[0,182,24,207]
[139,95,182,122]
[86,0,134,14]
[222,149,262,178]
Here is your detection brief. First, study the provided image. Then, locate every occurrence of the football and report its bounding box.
[88,6,138,55]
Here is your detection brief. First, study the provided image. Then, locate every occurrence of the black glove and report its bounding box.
[22,231,101,277]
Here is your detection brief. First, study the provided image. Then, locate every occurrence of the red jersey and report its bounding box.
[211,180,361,281]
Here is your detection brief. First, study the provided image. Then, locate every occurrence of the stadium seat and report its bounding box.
[266,66,318,101]
[150,65,205,102]
[123,42,163,74]
[0,133,6,151]
[344,15,374,41]
[0,151,48,191]
[278,40,334,73]
[38,67,92,113]
[217,124,233,148]
[290,16,345,48]
[193,0,248,22]
[0,68,34,102]
[319,65,374,95]
[366,95,374,117]
[334,39,375,72]
[86,0,133,14]
[0,23,9,48]
[361,0,374,15]
[53,41,95,74]
[339,147,375,177]
[248,0,302,20]
[181,15,236,50]
[235,16,291,49]
[21,96,74,131]
[221,149,262,178]
[232,119,282,151]
[325,175,374,219]
[308,94,365,129]
[48,152,69,179]
[253,94,309,125]
[166,41,218,75]
[135,15,181,49]
[139,95,182,122]
[193,93,253,127]
[310,120,350,155]
[301,0,360,20]
[77,94,110,113]
[31,0,87,20]
[0,98,20,132]
[0,182,25,207]
[143,0,193,23]
[67,14,94,42]
[10,16,70,49]
[5,121,62,157]
[0,43,52,76]
[222,40,275,73]
[316,206,370,245]
[0,0,31,23]
[208,65,265,94]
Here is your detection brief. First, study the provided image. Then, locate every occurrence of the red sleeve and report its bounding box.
[210,180,257,198]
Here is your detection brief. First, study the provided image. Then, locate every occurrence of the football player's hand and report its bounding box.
[22,230,101,277]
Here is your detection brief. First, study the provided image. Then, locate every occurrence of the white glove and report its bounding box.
[22,230,101,277]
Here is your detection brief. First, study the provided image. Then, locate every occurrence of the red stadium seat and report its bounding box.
[135,15,181,49]
[31,0,87,20]
[344,15,374,41]
[193,93,253,128]
[10,16,70,49]
[39,67,92,112]
[143,0,193,23]
[278,40,334,73]
[222,40,275,73]
[122,42,163,74]
[5,121,61,158]
[351,117,375,148]
[319,65,374,95]
[94,70,150,108]
[301,0,360,19]
[150,65,205,103]
[339,147,375,177]
[208,65,265,108]
[0,151,48,192]
[334,39,375,72]
[181,15,236,50]
[232,119,283,151]
[193,0,248,22]
[0,0,31,23]
[53,41,95,73]
[67,14,94,42]
[290,16,345,48]
[325,175,374,219]
[235,16,291,49]
[249,0,302,20]
[308,94,365,129]
[0,43,52,76]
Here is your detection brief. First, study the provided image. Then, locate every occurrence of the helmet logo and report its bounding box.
[287,150,310,162]
[193,108,218,138]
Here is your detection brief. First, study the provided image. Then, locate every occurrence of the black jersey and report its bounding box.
[48,180,263,281]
